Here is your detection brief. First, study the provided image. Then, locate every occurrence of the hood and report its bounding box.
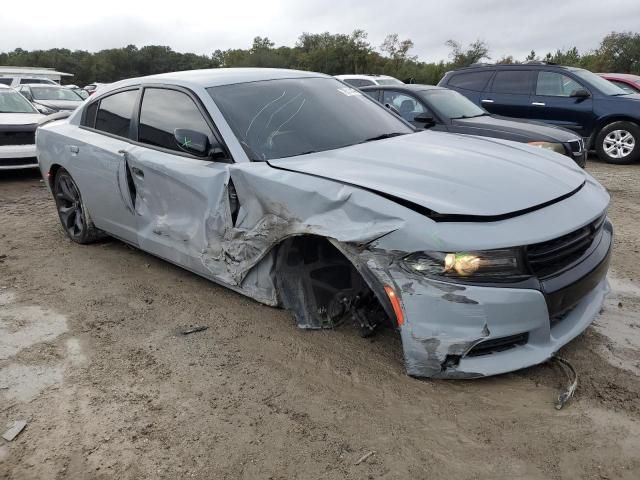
[0,112,43,127]
[268,131,586,218]
[452,115,578,143]
[35,100,82,111]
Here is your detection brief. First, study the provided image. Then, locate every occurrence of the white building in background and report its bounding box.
[0,66,73,84]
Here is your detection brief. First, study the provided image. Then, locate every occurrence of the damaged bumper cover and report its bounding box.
[386,220,612,379]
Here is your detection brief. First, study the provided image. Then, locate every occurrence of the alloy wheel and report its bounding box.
[55,173,85,239]
[603,129,635,159]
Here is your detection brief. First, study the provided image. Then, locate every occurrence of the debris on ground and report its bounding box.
[553,357,578,410]
[181,326,209,335]
[2,420,27,441]
[355,451,375,465]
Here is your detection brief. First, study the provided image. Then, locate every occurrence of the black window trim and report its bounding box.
[79,83,233,163]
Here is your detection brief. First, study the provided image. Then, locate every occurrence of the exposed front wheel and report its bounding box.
[595,121,640,165]
[53,168,102,244]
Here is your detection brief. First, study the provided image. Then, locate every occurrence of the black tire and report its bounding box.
[595,121,640,165]
[53,168,103,244]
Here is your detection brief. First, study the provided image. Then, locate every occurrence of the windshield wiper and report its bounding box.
[451,113,486,119]
[359,132,408,144]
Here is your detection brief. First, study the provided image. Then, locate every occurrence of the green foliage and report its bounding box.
[1,30,638,87]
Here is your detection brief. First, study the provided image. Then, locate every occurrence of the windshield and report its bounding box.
[208,77,413,161]
[421,89,485,119]
[30,86,83,101]
[0,90,38,113]
[572,69,627,96]
[377,78,403,85]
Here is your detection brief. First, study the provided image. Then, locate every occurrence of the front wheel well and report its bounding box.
[47,164,63,189]
[591,116,640,147]
[274,235,393,335]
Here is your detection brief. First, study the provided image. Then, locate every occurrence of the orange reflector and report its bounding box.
[384,285,404,327]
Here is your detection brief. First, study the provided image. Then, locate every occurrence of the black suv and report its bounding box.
[439,63,640,164]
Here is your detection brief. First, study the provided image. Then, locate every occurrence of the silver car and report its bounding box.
[36,68,612,379]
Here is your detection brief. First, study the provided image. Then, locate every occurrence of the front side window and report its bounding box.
[0,89,38,113]
[0,78,12,86]
[138,88,212,152]
[491,70,532,94]
[94,89,138,137]
[30,86,82,101]
[208,77,413,161]
[536,72,584,97]
[382,91,425,122]
[448,71,493,91]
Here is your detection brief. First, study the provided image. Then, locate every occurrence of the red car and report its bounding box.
[598,73,640,94]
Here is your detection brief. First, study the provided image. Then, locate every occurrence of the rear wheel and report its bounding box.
[53,168,102,244]
[595,121,640,165]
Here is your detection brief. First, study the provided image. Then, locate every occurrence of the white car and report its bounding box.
[0,84,44,170]
[335,74,404,87]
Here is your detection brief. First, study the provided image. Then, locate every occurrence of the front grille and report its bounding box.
[567,138,584,154]
[526,215,605,278]
[0,130,35,146]
[466,333,529,357]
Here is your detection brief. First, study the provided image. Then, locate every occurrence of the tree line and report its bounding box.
[1,30,638,87]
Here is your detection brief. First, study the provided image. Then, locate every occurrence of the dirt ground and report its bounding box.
[1,156,639,480]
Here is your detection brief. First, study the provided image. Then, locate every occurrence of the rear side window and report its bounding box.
[448,71,493,91]
[491,70,533,94]
[138,88,212,152]
[343,78,375,87]
[95,90,138,138]
[82,102,98,128]
[20,78,51,85]
[0,78,12,86]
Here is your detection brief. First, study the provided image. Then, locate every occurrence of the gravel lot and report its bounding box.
[1,156,639,479]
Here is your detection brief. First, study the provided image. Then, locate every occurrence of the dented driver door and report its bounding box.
[121,86,232,278]
[124,145,229,277]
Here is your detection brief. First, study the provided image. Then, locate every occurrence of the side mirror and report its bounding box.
[570,88,590,98]
[413,114,436,128]
[174,129,211,157]
[384,103,401,116]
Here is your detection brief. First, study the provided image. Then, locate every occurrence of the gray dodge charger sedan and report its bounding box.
[36,68,612,379]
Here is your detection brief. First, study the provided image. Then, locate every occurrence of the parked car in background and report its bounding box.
[64,85,89,100]
[335,74,403,87]
[0,84,43,169]
[0,77,59,87]
[16,84,84,114]
[36,68,612,379]
[362,84,586,166]
[598,73,640,94]
[439,63,640,164]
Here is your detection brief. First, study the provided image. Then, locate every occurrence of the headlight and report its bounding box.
[528,141,566,155]
[401,249,528,281]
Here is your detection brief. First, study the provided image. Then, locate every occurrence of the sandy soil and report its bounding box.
[1,157,639,479]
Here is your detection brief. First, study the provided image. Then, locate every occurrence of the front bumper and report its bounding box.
[0,145,38,170]
[393,220,612,379]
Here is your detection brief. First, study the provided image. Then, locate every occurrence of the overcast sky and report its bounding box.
[1,0,639,62]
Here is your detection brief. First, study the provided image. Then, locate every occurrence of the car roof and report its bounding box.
[20,83,61,87]
[129,68,328,89]
[360,83,445,92]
